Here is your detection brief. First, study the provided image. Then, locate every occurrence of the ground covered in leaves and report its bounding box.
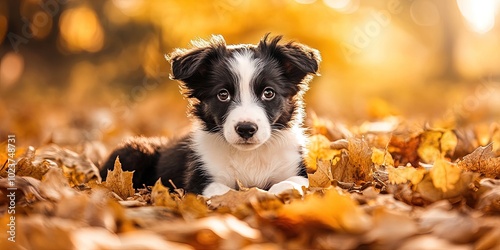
[1,117,500,250]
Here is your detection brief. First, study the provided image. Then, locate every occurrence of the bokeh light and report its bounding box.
[0,0,499,147]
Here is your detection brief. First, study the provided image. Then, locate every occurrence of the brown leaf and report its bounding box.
[476,179,500,214]
[364,208,418,247]
[0,176,45,205]
[39,168,76,201]
[458,143,500,178]
[389,134,420,167]
[10,147,54,180]
[308,160,333,188]
[419,201,478,243]
[209,187,271,211]
[331,138,373,183]
[36,144,102,185]
[104,157,135,200]
[151,179,177,208]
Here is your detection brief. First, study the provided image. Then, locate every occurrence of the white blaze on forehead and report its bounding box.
[224,50,271,149]
[230,51,260,104]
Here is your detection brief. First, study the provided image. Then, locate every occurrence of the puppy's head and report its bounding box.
[168,34,321,150]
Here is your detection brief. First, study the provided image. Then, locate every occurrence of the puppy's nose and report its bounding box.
[235,122,258,139]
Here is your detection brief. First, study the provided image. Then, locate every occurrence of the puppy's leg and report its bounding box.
[100,137,166,188]
[268,176,309,196]
[202,182,232,197]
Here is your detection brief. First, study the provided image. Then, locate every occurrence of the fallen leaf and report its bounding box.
[276,188,372,233]
[458,143,500,178]
[418,129,457,163]
[430,158,462,192]
[389,134,420,167]
[331,138,373,183]
[151,179,177,208]
[9,147,55,180]
[209,187,271,211]
[36,144,101,185]
[104,157,135,200]
[305,134,339,172]
[371,147,394,167]
[419,201,478,243]
[387,165,425,185]
[416,170,479,203]
[308,160,333,188]
[363,208,418,247]
[39,168,76,201]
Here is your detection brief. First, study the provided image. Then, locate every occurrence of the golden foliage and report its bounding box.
[277,188,372,234]
[104,157,135,200]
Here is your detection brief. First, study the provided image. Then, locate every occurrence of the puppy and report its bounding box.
[100,34,321,197]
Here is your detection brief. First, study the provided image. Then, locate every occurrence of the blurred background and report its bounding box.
[0,0,499,149]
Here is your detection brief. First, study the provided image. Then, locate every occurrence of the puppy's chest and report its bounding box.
[199,144,301,189]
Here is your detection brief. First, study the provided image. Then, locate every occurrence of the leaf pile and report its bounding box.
[1,117,500,249]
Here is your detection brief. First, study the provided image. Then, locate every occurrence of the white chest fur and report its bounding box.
[192,128,305,189]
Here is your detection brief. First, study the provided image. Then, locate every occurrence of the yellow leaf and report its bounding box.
[387,165,425,185]
[418,130,442,163]
[278,188,372,233]
[430,158,461,192]
[104,157,135,200]
[372,147,394,167]
[417,129,457,163]
[151,179,177,208]
[440,130,458,157]
[305,134,339,172]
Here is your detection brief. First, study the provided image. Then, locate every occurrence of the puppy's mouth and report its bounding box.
[232,141,263,151]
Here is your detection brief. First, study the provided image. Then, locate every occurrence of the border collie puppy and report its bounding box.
[100,34,321,197]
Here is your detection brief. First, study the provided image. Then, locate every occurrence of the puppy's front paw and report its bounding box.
[202,182,232,198]
[268,176,309,196]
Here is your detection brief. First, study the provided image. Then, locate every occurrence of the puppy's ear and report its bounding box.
[258,34,321,84]
[167,35,226,89]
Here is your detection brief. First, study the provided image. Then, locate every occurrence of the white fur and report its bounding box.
[223,52,270,151]
[193,126,308,197]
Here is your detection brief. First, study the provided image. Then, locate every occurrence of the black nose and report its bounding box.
[235,122,258,139]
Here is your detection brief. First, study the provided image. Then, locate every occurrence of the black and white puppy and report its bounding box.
[100,34,321,197]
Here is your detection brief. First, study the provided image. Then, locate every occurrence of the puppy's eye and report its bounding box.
[262,87,275,101]
[217,89,231,102]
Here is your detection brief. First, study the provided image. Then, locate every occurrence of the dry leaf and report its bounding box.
[308,160,333,188]
[276,188,372,233]
[371,147,394,167]
[387,165,425,185]
[306,134,339,172]
[104,157,135,200]
[417,129,458,163]
[416,171,479,203]
[389,134,420,167]
[458,143,500,178]
[36,144,101,185]
[430,158,462,192]
[10,147,54,180]
[39,168,76,201]
[209,187,271,211]
[331,138,373,183]
[151,179,178,208]
[364,208,418,247]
